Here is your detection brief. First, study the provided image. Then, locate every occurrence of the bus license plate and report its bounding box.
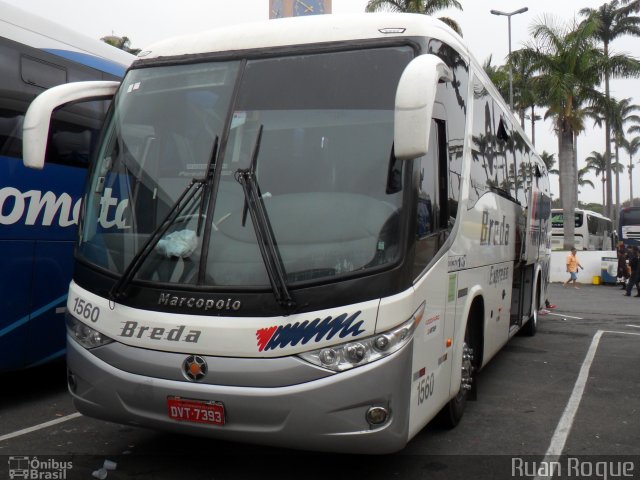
[167,397,225,425]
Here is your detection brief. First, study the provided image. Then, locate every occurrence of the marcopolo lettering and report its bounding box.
[120,321,201,343]
[256,311,365,352]
[158,293,242,311]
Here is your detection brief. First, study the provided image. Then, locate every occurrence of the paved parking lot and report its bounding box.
[0,282,638,479]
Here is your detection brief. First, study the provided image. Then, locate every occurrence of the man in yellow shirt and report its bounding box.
[563,247,583,289]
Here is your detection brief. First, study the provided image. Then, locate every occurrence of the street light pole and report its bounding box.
[490,7,528,110]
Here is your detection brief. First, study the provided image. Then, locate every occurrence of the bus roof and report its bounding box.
[139,13,469,62]
[0,0,134,76]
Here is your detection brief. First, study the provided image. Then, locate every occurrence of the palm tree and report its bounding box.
[579,0,640,220]
[365,0,463,35]
[610,159,626,213]
[590,97,640,211]
[515,16,603,249]
[508,50,542,145]
[100,35,141,55]
[610,98,640,210]
[585,150,609,206]
[621,136,640,205]
[577,166,595,201]
[540,151,559,175]
[483,55,509,100]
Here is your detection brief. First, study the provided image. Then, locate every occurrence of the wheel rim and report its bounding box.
[457,341,474,400]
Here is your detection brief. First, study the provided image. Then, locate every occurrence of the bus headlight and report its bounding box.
[66,314,114,349]
[298,302,425,372]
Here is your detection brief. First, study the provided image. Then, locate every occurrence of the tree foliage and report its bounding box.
[365,0,463,34]
[100,35,141,55]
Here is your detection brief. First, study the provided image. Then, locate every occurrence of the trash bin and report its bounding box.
[601,256,618,284]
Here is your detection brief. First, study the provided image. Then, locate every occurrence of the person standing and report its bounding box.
[563,248,583,289]
[617,241,630,290]
[624,246,640,297]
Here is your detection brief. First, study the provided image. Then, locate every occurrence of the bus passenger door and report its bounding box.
[510,170,549,330]
[408,118,454,436]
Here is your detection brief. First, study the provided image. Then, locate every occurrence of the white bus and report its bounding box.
[550,208,615,251]
[23,13,551,453]
[0,1,134,371]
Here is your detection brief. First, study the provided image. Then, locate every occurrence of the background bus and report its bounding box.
[0,1,134,371]
[550,208,615,251]
[618,206,640,248]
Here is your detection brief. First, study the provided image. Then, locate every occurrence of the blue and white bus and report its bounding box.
[0,1,134,371]
[23,13,550,453]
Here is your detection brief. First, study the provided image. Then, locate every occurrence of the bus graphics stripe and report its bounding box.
[256,311,365,352]
[0,294,67,338]
[43,49,127,77]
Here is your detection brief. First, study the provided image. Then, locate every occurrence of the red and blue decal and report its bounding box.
[256,311,365,352]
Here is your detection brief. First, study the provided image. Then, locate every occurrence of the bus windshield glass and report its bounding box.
[78,46,414,287]
[619,207,640,245]
[620,208,640,226]
[551,211,583,228]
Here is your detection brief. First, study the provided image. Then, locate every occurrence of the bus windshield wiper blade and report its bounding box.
[109,136,219,302]
[234,126,295,309]
[197,136,219,236]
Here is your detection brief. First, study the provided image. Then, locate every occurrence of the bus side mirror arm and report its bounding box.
[394,54,453,161]
[23,81,120,169]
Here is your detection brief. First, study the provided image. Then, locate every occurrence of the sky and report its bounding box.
[5,0,639,207]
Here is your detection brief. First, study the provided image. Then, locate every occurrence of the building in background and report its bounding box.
[270,0,331,18]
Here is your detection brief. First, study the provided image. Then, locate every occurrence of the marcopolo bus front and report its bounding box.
[66,280,423,453]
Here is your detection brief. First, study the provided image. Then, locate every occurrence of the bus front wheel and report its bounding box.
[437,321,475,428]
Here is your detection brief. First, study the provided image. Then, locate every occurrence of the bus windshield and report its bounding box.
[619,207,640,246]
[78,46,414,288]
[550,211,583,228]
[620,207,640,225]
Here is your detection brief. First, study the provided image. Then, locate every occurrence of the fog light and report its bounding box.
[366,406,389,425]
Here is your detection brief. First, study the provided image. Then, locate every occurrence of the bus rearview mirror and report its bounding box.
[394,54,452,161]
[22,81,120,169]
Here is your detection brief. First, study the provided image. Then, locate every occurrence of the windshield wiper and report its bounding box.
[109,136,219,302]
[234,125,296,309]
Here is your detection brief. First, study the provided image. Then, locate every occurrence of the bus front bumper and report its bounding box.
[66,336,413,454]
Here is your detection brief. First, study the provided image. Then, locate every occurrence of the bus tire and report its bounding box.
[521,280,539,337]
[436,320,475,428]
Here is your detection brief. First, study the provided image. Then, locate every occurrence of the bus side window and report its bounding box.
[21,55,66,88]
[413,119,449,277]
[0,109,24,159]
[48,100,110,169]
[513,133,529,206]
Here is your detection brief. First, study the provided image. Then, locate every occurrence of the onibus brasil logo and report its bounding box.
[8,456,72,479]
